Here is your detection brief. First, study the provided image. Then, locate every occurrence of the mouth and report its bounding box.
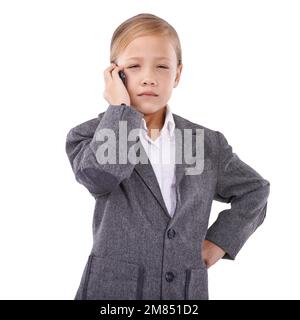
[138,95,158,98]
[138,93,159,97]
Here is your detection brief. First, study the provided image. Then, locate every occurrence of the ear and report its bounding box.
[174,64,183,88]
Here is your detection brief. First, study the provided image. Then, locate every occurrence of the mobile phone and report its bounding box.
[118,70,126,86]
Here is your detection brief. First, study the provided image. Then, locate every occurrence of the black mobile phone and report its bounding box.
[118,70,126,86]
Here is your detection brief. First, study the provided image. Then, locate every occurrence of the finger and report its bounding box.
[104,63,116,72]
[111,64,121,73]
[111,65,124,79]
[104,64,116,81]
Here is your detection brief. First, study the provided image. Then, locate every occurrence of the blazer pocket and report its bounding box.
[185,267,208,300]
[83,254,144,300]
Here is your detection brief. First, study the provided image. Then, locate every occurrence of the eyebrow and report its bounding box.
[126,57,171,61]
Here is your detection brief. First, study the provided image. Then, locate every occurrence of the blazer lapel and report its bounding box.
[173,114,198,189]
[133,113,199,220]
[133,138,171,220]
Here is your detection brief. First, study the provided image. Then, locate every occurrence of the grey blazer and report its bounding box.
[65,104,270,300]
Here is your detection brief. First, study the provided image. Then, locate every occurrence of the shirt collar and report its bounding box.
[140,104,175,137]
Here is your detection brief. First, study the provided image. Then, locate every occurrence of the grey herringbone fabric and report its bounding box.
[65,104,270,300]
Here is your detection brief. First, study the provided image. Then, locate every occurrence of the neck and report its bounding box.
[143,106,167,141]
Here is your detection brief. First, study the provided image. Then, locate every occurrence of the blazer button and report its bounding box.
[165,271,175,282]
[167,228,176,239]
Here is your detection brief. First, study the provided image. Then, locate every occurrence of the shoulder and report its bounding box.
[172,112,223,145]
[172,113,234,162]
[66,115,101,140]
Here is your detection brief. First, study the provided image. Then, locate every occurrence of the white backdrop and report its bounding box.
[0,0,299,300]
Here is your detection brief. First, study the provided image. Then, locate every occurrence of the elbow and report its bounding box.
[261,178,271,199]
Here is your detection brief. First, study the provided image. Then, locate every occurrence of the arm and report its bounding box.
[65,104,143,198]
[205,131,270,260]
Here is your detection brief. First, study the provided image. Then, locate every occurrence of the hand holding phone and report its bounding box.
[103,63,130,106]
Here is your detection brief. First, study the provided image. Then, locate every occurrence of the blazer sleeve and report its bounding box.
[65,104,144,198]
[205,131,270,260]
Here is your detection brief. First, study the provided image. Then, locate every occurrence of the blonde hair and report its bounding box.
[110,13,182,66]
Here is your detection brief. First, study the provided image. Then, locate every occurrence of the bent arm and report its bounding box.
[65,104,143,198]
[205,131,271,260]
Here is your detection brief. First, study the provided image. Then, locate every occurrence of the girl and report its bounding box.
[66,13,270,300]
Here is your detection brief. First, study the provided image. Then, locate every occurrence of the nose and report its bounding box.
[141,70,157,86]
[141,78,157,86]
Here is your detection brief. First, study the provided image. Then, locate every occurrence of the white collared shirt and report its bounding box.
[139,104,177,217]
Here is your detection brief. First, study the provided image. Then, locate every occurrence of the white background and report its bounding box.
[0,0,299,300]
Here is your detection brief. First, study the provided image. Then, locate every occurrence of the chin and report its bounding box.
[133,102,165,115]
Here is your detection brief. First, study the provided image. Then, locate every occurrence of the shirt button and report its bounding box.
[167,228,176,239]
[165,271,175,282]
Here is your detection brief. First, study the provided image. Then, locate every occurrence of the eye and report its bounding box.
[127,65,169,69]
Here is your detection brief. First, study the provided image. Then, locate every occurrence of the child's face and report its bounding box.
[116,35,183,115]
